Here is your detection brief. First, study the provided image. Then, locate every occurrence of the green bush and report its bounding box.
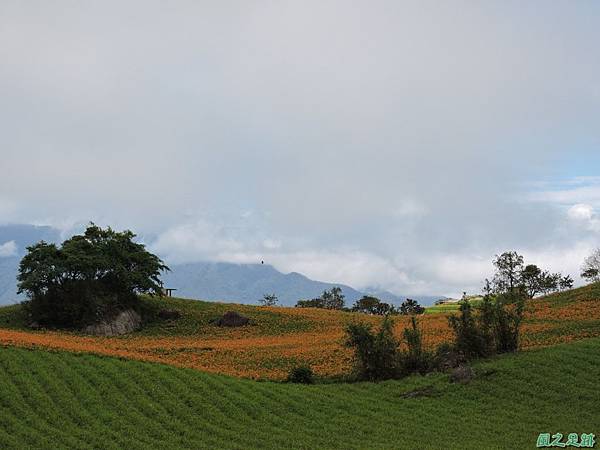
[345,318,400,381]
[345,316,432,381]
[287,365,314,384]
[399,316,432,374]
[448,294,524,361]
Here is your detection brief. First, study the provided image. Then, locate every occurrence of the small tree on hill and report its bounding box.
[17,224,169,328]
[559,275,574,291]
[259,294,278,307]
[582,249,600,283]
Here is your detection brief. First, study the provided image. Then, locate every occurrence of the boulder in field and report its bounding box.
[82,309,142,336]
[216,311,250,327]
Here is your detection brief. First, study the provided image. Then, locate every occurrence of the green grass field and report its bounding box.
[1,337,598,449]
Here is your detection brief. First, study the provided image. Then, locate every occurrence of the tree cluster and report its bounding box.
[17,224,169,328]
[350,296,424,316]
[489,251,572,299]
[295,287,345,309]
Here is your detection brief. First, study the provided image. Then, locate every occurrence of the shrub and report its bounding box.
[345,316,432,381]
[448,300,488,360]
[345,318,400,381]
[287,365,314,384]
[17,224,169,329]
[399,316,432,374]
[448,293,524,361]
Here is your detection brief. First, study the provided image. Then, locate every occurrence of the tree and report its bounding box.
[559,275,574,291]
[352,296,381,314]
[521,265,561,298]
[259,293,278,306]
[582,249,600,283]
[295,287,345,310]
[492,251,524,294]
[399,298,425,315]
[324,286,345,310]
[17,224,169,328]
[295,298,324,308]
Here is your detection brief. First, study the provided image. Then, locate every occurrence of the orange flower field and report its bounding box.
[1,289,599,380]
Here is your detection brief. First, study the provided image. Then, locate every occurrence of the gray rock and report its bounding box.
[450,365,475,384]
[82,309,141,336]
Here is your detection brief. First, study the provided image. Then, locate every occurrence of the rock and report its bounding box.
[435,344,465,371]
[158,309,181,320]
[216,311,250,327]
[450,365,475,384]
[27,321,41,330]
[82,309,141,336]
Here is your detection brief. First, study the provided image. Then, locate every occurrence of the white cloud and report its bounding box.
[0,241,17,258]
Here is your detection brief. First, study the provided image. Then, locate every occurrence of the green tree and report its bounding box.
[399,298,425,315]
[492,251,524,295]
[559,275,574,291]
[259,293,278,306]
[351,296,381,314]
[325,286,345,309]
[17,224,169,328]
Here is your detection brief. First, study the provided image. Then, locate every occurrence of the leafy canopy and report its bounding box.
[18,224,169,328]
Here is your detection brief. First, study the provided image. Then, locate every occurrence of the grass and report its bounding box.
[424,298,483,314]
[0,337,598,449]
[0,284,600,379]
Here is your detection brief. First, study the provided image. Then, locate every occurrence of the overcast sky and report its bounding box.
[1,1,599,297]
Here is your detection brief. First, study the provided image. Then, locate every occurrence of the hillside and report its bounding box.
[0,338,598,449]
[1,284,599,380]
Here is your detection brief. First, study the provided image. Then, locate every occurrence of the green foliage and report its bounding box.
[345,318,400,381]
[448,290,524,360]
[1,338,599,449]
[345,316,431,381]
[17,224,169,328]
[491,251,565,299]
[447,299,488,360]
[295,287,345,310]
[259,294,278,307]
[286,365,314,384]
[400,316,432,374]
[351,296,396,315]
[399,298,425,315]
[581,249,600,283]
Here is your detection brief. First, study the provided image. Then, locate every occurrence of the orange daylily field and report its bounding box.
[1,285,599,380]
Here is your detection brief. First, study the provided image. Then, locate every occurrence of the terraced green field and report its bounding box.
[1,337,598,449]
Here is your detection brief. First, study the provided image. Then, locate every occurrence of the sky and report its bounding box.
[1,1,599,297]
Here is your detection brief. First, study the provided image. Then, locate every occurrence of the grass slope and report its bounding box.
[0,338,599,449]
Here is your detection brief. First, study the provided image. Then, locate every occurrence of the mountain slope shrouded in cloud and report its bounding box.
[161,262,442,307]
[0,225,442,306]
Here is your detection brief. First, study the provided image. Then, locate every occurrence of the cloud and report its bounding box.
[0,241,17,258]
[1,2,599,296]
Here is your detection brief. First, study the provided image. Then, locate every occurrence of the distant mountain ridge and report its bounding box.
[161,262,443,307]
[0,224,444,307]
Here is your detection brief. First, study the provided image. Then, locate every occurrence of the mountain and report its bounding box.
[0,224,443,307]
[162,262,444,307]
[161,262,367,306]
